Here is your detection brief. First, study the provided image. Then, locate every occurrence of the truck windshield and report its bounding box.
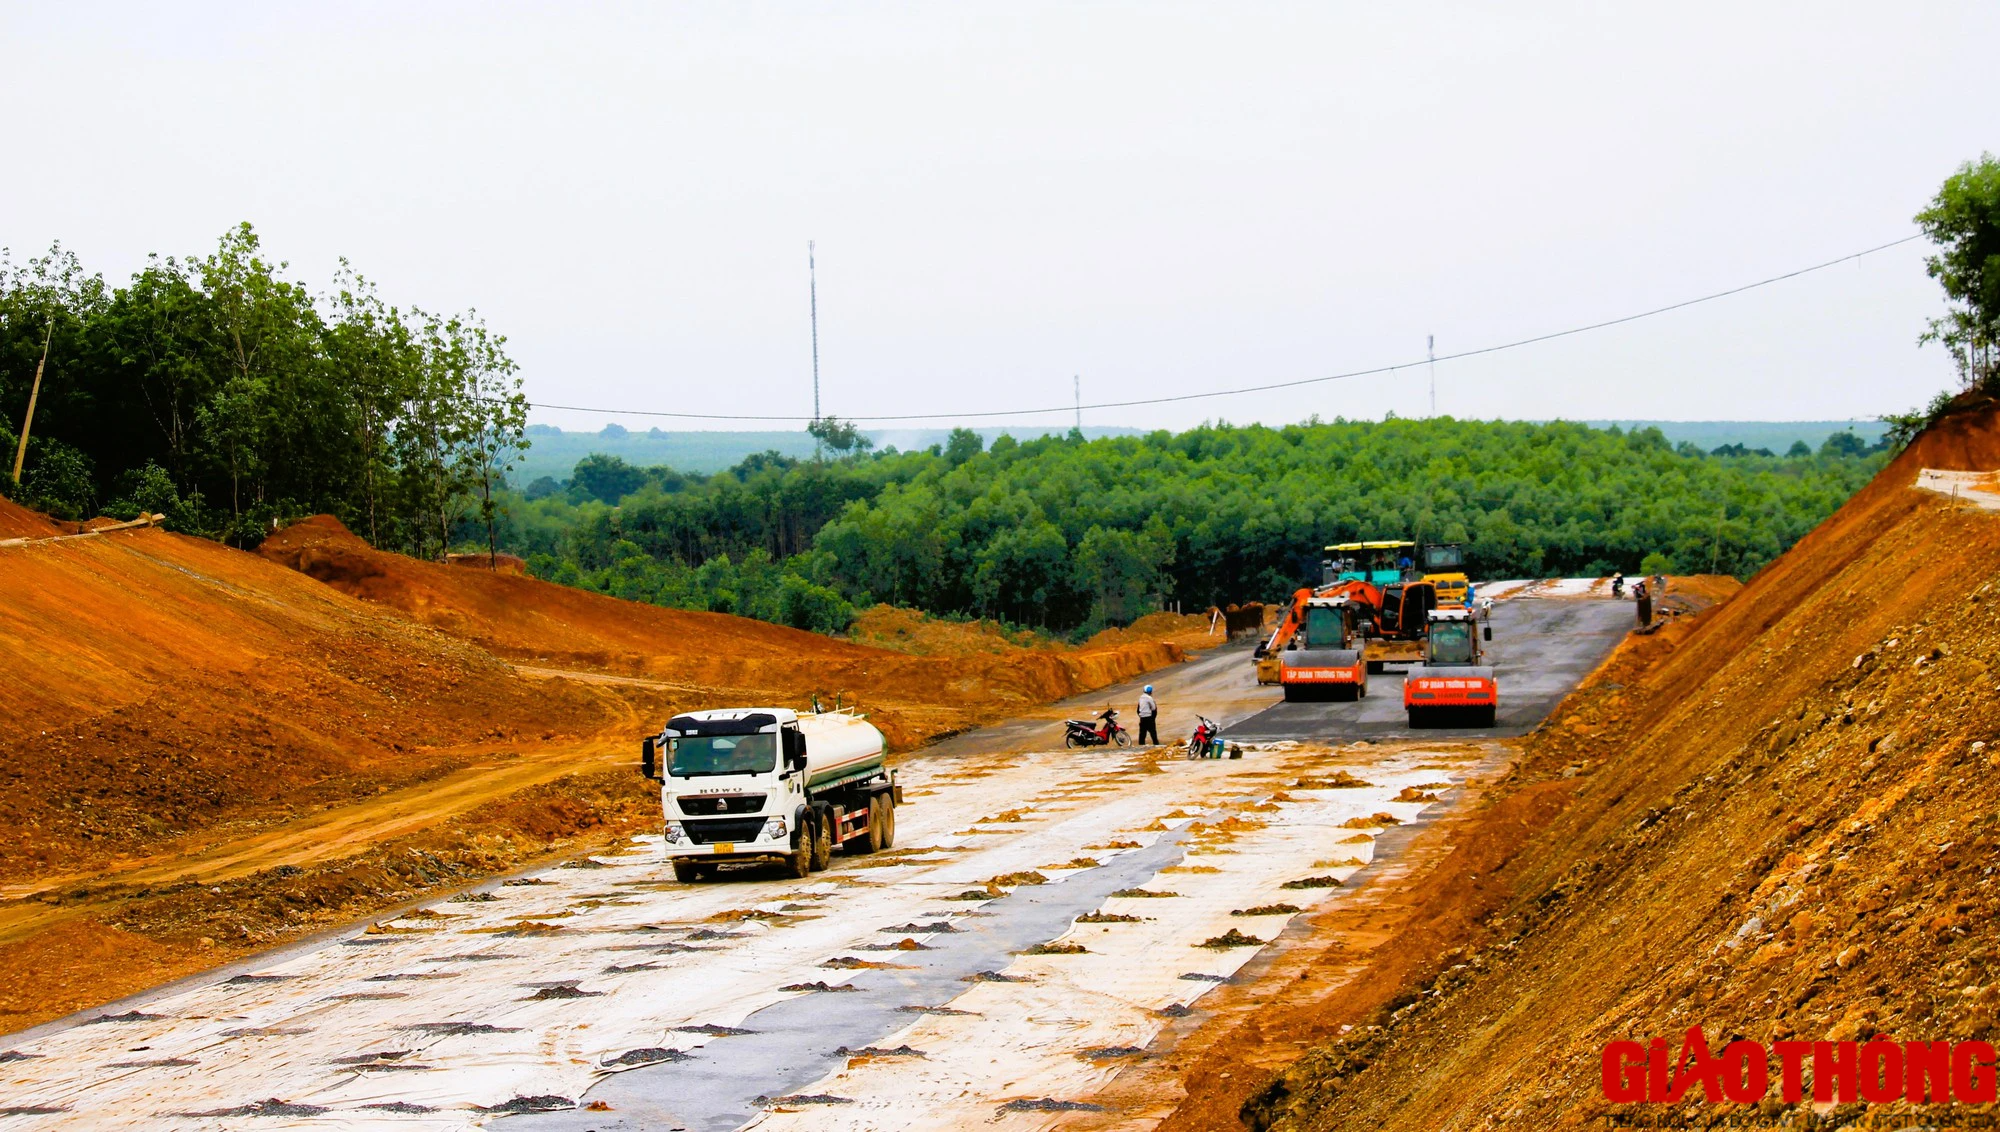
[1428,622,1474,664]
[1305,606,1345,647]
[668,733,777,777]
[1422,544,1464,571]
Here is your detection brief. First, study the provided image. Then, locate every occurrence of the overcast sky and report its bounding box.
[3,3,1995,431]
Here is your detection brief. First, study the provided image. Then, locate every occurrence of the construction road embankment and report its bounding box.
[0,587,1637,1130]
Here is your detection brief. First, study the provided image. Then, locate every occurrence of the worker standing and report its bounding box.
[1632,576,1652,628]
[1136,685,1159,745]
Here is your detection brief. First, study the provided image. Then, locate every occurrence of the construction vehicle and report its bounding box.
[1404,607,1497,728]
[639,707,901,882]
[1279,594,1368,701]
[1415,542,1470,606]
[1323,541,1413,587]
[1325,540,1470,606]
[1256,538,1465,684]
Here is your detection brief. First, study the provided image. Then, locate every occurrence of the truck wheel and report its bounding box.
[786,842,812,879]
[672,860,702,884]
[1478,705,1497,728]
[810,808,834,870]
[880,793,896,849]
[1280,684,1297,702]
[1406,707,1429,730]
[859,795,887,853]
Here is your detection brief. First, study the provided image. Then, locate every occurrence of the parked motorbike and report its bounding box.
[1611,573,1626,598]
[1064,708,1130,748]
[1185,714,1223,759]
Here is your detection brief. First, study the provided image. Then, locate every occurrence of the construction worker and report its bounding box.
[1136,685,1159,745]
[1632,576,1652,627]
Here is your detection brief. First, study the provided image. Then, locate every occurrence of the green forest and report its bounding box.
[493,422,1886,635]
[0,226,526,555]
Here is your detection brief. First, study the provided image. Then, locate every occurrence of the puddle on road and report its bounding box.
[517,830,1191,1132]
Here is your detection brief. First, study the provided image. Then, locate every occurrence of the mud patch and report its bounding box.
[180,1099,328,1118]
[85,1010,163,1024]
[835,1045,925,1058]
[780,981,859,993]
[481,1095,575,1113]
[604,1048,688,1068]
[400,1022,520,1036]
[998,1097,1106,1113]
[760,1093,853,1106]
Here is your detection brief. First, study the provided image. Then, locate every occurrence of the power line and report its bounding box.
[517,234,1923,424]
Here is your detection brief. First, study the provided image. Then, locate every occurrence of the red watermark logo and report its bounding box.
[1602,1027,1998,1106]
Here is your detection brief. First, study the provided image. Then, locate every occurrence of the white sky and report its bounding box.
[3,2,1995,431]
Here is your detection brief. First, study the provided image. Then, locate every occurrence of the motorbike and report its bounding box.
[1185,714,1222,759]
[1064,708,1130,748]
[1611,574,1625,598]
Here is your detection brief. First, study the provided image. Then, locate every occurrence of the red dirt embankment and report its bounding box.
[1200,402,2000,1130]
[259,516,1187,746]
[0,525,611,884]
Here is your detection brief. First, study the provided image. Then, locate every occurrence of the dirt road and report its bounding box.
[0,592,1628,1130]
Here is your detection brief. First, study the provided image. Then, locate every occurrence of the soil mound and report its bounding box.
[1220,402,2000,1130]
[258,516,1187,748]
[0,522,613,884]
[0,496,60,539]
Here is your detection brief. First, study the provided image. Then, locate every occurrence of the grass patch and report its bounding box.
[1281,875,1343,890]
[1111,888,1182,898]
[1196,928,1264,949]
[1076,911,1142,924]
[1232,903,1302,916]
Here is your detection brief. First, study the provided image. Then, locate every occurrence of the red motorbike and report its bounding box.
[1185,714,1222,759]
[1064,708,1131,748]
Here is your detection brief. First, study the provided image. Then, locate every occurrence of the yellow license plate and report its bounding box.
[712,842,735,854]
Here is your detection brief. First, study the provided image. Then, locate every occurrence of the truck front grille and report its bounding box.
[677,794,767,816]
[682,817,768,845]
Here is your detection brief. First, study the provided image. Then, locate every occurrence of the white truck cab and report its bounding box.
[639,707,899,883]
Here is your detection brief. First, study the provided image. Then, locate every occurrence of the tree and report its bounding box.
[944,427,983,466]
[448,312,528,565]
[324,263,419,545]
[1916,153,2000,391]
[571,453,646,503]
[807,415,873,456]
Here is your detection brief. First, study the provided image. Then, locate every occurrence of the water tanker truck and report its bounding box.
[638,707,901,882]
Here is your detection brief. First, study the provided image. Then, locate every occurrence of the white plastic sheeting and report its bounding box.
[1,740,1472,1131]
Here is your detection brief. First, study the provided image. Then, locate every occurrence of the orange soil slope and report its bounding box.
[259,516,1188,719]
[0,496,60,539]
[0,526,613,883]
[1237,401,2000,1130]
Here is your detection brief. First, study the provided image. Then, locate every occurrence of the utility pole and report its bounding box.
[1427,334,1436,419]
[809,241,821,425]
[1073,375,1081,433]
[10,318,53,485]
